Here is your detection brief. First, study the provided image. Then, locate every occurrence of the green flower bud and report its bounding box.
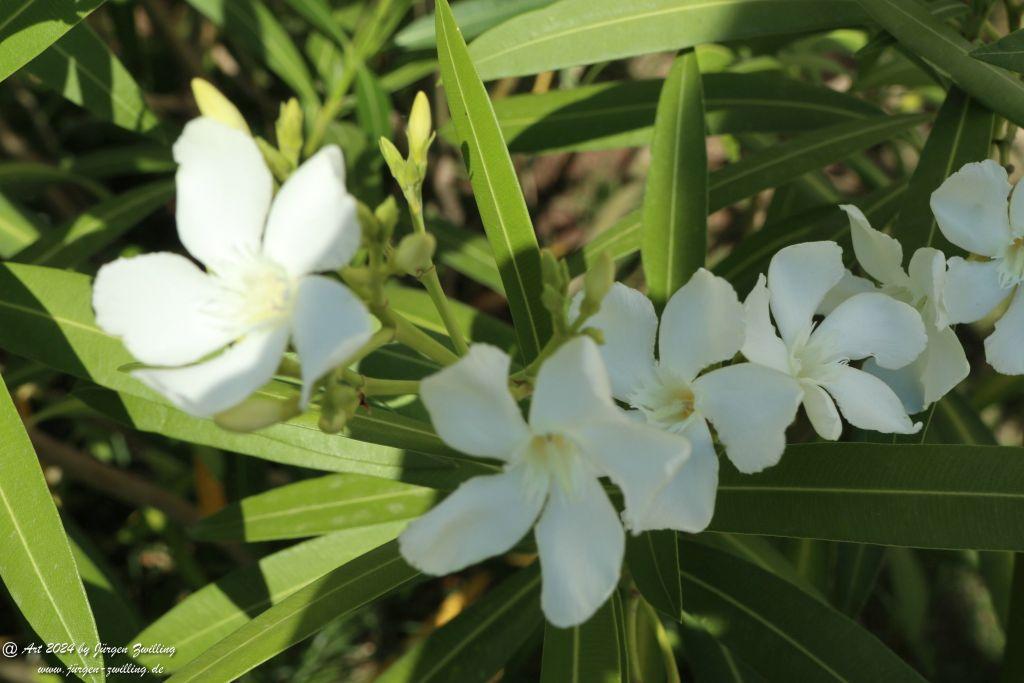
[540,249,569,296]
[379,137,407,183]
[214,395,300,432]
[255,137,293,183]
[275,98,303,167]
[581,250,614,315]
[319,384,361,434]
[357,201,381,241]
[191,78,249,134]
[375,196,399,240]
[394,232,437,275]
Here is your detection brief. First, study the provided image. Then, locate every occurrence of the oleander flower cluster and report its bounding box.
[91,99,1023,627]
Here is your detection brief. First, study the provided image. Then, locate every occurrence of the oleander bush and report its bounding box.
[2,0,1024,681]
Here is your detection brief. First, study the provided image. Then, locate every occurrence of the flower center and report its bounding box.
[627,368,697,433]
[789,326,841,385]
[215,256,296,330]
[999,236,1024,287]
[520,432,583,500]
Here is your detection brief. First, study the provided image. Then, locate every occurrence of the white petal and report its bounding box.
[823,365,921,434]
[818,270,877,316]
[810,292,926,369]
[741,274,790,374]
[262,146,361,277]
[529,336,617,433]
[575,419,690,532]
[802,382,841,441]
[930,160,1012,257]
[420,344,530,461]
[536,475,624,628]
[570,283,657,398]
[985,284,1024,375]
[398,467,542,575]
[659,268,745,381]
[291,276,374,406]
[841,204,908,286]
[694,363,802,474]
[1010,178,1024,234]
[767,241,845,344]
[907,247,948,328]
[132,326,289,417]
[862,324,969,414]
[93,253,236,366]
[630,419,718,534]
[944,257,1012,325]
[173,118,272,270]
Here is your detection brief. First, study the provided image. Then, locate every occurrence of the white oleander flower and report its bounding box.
[743,242,927,440]
[93,117,373,417]
[398,337,690,627]
[821,205,969,414]
[930,160,1024,375]
[571,269,803,534]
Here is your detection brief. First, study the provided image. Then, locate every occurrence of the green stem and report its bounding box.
[339,368,420,397]
[392,313,459,366]
[641,598,682,683]
[304,56,360,157]
[408,196,469,356]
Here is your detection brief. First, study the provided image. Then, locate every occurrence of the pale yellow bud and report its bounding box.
[582,251,614,313]
[275,98,303,166]
[407,91,433,164]
[191,78,249,134]
[394,232,437,275]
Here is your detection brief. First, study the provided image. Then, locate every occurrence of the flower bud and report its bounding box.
[191,78,249,134]
[319,384,361,434]
[407,91,433,168]
[540,249,569,296]
[375,196,399,239]
[214,394,300,432]
[255,137,293,183]
[275,98,303,166]
[394,232,437,275]
[581,251,614,315]
[357,201,381,241]
[379,137,408,184]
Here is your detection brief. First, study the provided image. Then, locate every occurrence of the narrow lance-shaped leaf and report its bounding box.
[540,590,626,683]
[679,541,925,682]
[282,0,350,49]
[0,374,105,681]
[972,28,1024,74]
[642,50,707,309]
[468,0,868,80]
[190,472,438,542]
[627,530,683,622]
[890,86,995,255]
[710,443,1024,551]
[166,541,419,683]
[434,0,551,361]
[377,567,542,683]
[857,0,1024,127]
[395,0,552,49]
[0,0,104,82]
[0,192,43,257]
[24,22,164,138]
[135,528,407,673]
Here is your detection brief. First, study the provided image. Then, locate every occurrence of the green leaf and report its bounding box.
[185,0,319,104]
[566,210,642,278]
[488,73,882,155]
[377,567,542,683]
[166,541,418,682]
[707,114,926,211]
[24,23,164,137]
[890,86,995,255]
[0,161,110,199]
[679,541,924,682]
[0,191,44,257]
[396,0,552,49]
[0,374,104,681]
[697,533,826,602]
[858,0,1024,127]
[384,282,516,349]
[972,27,1024,74]
[710,443,1024,550]
[540,591,626,683]
[1002,558,1024,682]
[63,145,175,179]
[282,0,349,49]
[65,523,142,647]
[135,528,405,673]
[681,618,766,683]
[0,0,103,83]
[16,179,174,268]
[435,0,550,361]
[468,0,868,80]
[191,472,437,541]
[355,65,392,145]
[642,51,707,308]
[831,542,886,618]
[627,530,683,621]
[427,216,505,294]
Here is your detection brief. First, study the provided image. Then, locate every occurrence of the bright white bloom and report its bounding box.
[93,118,373,416]
[930,160,1024,375]
[743,242,927,440]
[399,337,690,627]
[573,269,802,534]
[823,206,969,414]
